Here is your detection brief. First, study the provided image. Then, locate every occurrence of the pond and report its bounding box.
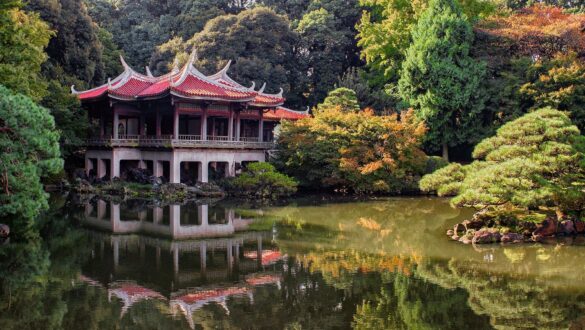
[2,195,585,329]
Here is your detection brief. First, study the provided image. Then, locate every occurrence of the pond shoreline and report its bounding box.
[448,211,585,245]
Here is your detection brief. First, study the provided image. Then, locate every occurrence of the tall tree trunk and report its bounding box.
[442,143,449,162]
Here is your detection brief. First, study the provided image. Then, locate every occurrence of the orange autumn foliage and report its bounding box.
[475,5,585,63]
[275,106,428,193]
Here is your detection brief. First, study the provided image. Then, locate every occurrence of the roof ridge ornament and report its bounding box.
[107,78,112,88]
[71,85,78,94]
[248,81,255,91]
[277,87,283,97]
[188,47,198,67]
[145,66,153,77]
[258,82,266,93]
[172,58,180,75]
[120,55,132,72]
[220,60,232,76]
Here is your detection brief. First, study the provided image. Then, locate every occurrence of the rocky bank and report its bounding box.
[447,211,585,245]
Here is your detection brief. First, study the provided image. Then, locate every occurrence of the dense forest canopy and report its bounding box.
[2,0,585,186]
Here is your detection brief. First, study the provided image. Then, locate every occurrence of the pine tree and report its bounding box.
[0,85,63,235]
[317,87,360,113]
[398,0,486,161]
[420,107,585,215]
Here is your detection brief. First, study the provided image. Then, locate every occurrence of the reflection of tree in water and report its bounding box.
[416,257,585,329]
[270,198,468,258]
[0,199,94,330]
[353,273,491,330]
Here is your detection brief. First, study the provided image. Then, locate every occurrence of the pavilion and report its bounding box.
[73,49,307,183]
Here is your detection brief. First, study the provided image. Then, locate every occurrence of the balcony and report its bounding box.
[86,135,275,149]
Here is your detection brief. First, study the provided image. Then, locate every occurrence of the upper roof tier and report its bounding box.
[71,51,285,106]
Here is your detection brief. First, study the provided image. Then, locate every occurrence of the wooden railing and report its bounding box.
[86,135,274,149]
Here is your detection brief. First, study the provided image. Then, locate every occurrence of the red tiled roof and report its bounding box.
[73,53,288,106]
[252,93,284,107]
[174,287,248,304]
[109,77,153,99]
[264,107,309,121]
[243,250,285,265]
[137,78,171,98]
[171,73,256,101]
[77,85,109,100]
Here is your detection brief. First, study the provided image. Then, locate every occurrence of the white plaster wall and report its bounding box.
[86,148,266,183]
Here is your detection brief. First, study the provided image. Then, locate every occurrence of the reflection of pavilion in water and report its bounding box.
[80,230,285,328]
[83,200,255,239]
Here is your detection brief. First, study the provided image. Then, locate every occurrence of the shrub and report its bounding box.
[421,107,585,216]
[226,163,298,200]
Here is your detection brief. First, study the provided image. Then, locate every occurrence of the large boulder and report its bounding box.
[0,224,9,238]
[501,232,524,244]
[462,219,484,231]
[532,216,558,241]
[472,229,501,244]
[574,219,585,234]
[559,220,576,235]
[454,223,466,235]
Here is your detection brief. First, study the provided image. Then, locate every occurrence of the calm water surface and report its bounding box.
[2,195,585,329]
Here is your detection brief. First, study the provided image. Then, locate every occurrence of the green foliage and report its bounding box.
[520,52,585,131]
[420,108,585,214]
[296,8,352,105]
[357,0,495,83]
[0,85,63,235]
[226,162,298,199]
[316,87,361,113]
[88,0,244,70]
[275,107,428,194]
[398,0,487,155]
[165,8,302,104]
[27,0,105,87]
[501,0,585,9]
[337,67,397,112]
[98,28,123,79]
[0,1,52,101]
[41,81,88,159]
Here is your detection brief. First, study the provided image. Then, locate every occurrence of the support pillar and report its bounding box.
[138,160,146,169]
[224,163,231,178]
[258,118,264,142]
[201,107,208,141]
[113,108,119,139]
[111,156,120,179]
[235,112,241,141]
[97,200,107,220]
[97,159,107,178]
[228,109,234,141]
[199,205,208,226]
[85,158,93,176]
[173,108,179,140]
[173,248,179,275]
[197,161,208,183]
[113,239,119,272]
[200,242,207,278]
[154,161,164,178]
[170,159,180,183]
[153,207,163,224]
